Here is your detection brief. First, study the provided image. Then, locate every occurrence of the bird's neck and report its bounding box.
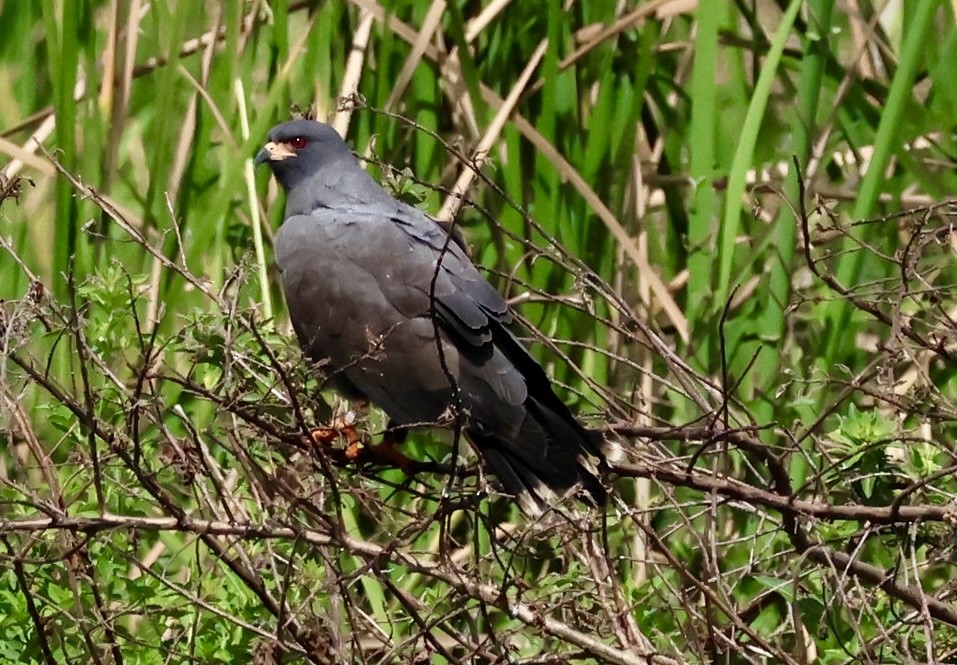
[284,164,396,217]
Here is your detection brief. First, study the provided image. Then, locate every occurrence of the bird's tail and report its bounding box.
[468,398,617,517]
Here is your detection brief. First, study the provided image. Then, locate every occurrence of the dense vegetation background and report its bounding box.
[3,0,957,662]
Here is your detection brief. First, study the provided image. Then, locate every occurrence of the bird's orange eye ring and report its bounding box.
[289,136,308,150]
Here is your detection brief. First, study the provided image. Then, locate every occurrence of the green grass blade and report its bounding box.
[823,0,939,361]
[715,0,802,311]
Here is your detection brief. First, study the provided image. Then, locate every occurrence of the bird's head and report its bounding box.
[255,119,352,192]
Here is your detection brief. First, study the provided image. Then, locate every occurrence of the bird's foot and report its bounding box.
[309,411,362,457]
[344,427,417,472]
[308,416,418,472]
[370,424,417,470]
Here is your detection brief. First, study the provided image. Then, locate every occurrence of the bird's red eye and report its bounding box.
[289,136,308,150]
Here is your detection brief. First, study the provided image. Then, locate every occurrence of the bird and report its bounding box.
[256,119,616,516]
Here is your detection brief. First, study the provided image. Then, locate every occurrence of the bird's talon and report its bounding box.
[344,440,364,460]
[309,420,361,449]
[309,427,339,446]
[339,423,361,448]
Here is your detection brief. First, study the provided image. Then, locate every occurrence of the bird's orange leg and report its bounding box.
[309,415,417,472]
[355,422,414,471]
[309,411,362,456]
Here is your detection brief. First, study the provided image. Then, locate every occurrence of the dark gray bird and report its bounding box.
[256,119,615,515]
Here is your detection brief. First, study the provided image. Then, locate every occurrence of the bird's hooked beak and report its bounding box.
[255,141,296,166]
